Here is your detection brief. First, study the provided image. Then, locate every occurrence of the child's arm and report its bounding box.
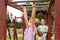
[29,2,36,28]
[38,26,48,33]
[43,26,48,33]
[23,6,29,27]
[45,26,48,32]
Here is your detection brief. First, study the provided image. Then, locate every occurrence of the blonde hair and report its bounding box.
[41,19,45,22]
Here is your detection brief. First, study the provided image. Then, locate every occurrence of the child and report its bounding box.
[38,19,48,40]
[23,2,37,40]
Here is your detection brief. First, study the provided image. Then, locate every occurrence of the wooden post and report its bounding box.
[54,0,60,40]
[0,0,7,40]
[14,17,18,40]
[46,1,53,40]
[47,10,52,40]
[22,17,26,40]
[7,25,11,40]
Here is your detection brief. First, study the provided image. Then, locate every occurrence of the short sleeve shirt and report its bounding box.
[38,25,48,38]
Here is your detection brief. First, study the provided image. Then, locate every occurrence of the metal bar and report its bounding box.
[10,3,49,5]
[26,6,49,8]
[10,3,49,7]
[10,0,48,3]
[7,0,49,11]
[17,4,49,6]
[8,2,49,6]
[26,6,48,11]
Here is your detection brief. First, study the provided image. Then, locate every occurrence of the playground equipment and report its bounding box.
[7,23,11,40]
[11,0,48,3]
[13,16,22,40]
[2,0,60,40]
[0,0,51,40]
[7,16,22,40]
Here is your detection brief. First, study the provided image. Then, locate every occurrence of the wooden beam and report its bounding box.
[54,0,60,40]
[8,3,23,11]
[0,0,7,40]
[47,10,52,40]
[48,1,53,11]
[7,0,23,11]
[46,1,53,40]
[13,17,18,40]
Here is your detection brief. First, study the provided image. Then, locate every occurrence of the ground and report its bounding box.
[6,28,54,40]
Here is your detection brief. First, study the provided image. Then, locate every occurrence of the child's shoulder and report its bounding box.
[44,25,48,29]
[38,25,43,28]
[44,25,47,27]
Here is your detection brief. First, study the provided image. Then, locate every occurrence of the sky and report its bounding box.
[7,5,23,22]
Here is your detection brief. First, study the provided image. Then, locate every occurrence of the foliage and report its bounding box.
[16,22,23,29]
[36,12,45,21]
[7,13,11,23]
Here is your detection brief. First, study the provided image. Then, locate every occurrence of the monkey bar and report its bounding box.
[11,0,48,3]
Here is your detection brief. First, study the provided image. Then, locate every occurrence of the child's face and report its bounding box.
[40,19,45,25]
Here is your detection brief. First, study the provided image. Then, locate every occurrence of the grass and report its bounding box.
[9,28,23,34]
[16,29,23,34]
[7,28,54,40]
[7,28,23,40]
[6,36,54,40]
[6,36,37,40]
[6,36,22,40]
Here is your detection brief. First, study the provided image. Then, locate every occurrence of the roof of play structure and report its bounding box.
[8,0,51,11]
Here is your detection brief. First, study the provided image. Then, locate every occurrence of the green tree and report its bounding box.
[16,22,23,29]
[7,13,11,23]
[36,12,45,20]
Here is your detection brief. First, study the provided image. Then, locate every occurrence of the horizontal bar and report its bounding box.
[10,0,49,3]
[11,0,48,2]
[26,6,49,7]
[16,3,49,6]
[26,6,48,11]
[8,2,49,6]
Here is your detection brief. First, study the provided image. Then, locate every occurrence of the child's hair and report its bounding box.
[41,19,46,22]
[40,19,47,25]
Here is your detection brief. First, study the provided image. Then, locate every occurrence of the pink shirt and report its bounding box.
[24,26,36,40]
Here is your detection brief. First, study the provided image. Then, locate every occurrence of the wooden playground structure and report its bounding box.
[0,0,60,40]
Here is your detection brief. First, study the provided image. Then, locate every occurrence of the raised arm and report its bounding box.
[29,2,36,27]
[23,6,28,27]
